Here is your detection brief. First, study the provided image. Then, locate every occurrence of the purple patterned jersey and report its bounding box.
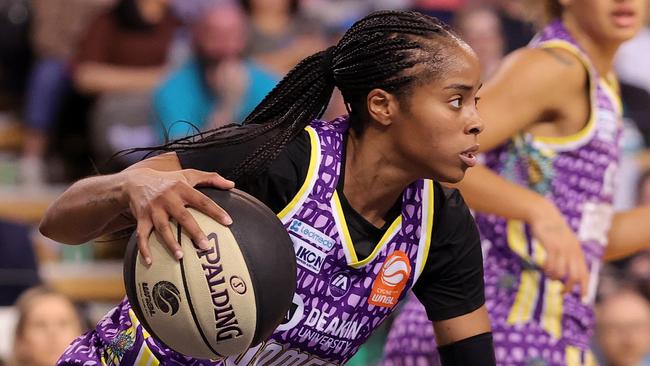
[381,20,622,366]
[57,116,436,366]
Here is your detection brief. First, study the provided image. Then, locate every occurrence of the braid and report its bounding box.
[129,10,457,180]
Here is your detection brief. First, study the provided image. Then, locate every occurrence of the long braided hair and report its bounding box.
[139,10,458,180]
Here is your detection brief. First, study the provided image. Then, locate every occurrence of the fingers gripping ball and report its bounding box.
[123,188,297,359]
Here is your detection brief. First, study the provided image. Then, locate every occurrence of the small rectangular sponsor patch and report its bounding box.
[288,219,336,251]
[291,236,327,274]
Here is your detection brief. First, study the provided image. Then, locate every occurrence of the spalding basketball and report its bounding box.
[123,188,296,359]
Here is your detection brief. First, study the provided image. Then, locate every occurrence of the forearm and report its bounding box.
[453,164,551,222]
[74,62,165,93]
[605,206,650,261]
[39,172,132,244]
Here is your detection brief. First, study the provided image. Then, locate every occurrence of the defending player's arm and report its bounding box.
[434,306,495,366]
[604,206,650,261]
[413,186,495,365]
[453,47,590,295]
[39,152,234,264]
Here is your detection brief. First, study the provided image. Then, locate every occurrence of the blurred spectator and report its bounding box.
[152,2,278,141]
[412,0,465,25]
[493,0,535,52]
[454,6,504,80]
[74,0,177,94]
[595,287,650,366]
[0,0,31,108]
[0,220,40,306]
[20,0,114,186]
[74,0,179,166]
[8,287,83,366]
[241,0,325,75]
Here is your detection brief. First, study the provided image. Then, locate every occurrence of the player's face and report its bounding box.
[390,44,483,183]
[563,0,646,43]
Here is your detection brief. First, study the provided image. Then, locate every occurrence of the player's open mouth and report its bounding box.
[460,145,479,167]
[611,8,637,28]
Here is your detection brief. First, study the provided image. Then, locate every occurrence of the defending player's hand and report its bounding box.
[530,203,590,299]
[123,168,235,265]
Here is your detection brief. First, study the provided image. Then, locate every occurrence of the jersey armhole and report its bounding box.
[277,126,321,221]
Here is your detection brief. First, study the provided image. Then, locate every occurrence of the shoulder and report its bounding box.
[492,47,587,95]
[431,183,477,243]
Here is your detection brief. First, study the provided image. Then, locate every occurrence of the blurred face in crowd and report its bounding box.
[596,291,650,366]
[194,6,247,63]
[455,8,504,79]
[135,0,168,23]
[561,0,647,44]
[14,294,82,366]
[248,0,293,15]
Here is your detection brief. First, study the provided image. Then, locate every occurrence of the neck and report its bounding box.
[342,127,416,228]
[562,16,621,77]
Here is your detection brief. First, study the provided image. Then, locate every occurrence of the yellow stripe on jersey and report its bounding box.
[532,41,597,147]
[277,126,320,220]
[418,180,435,277]
[135,344,160,366]
[531,238,547,268]
[506,220,531,261]
[585,350,597,366]
[332,190,402,268]
[541,278,564,339]
[128,310,160,366]
[507,270,541,325]
[566,346,582,366]
[600,75,623,115]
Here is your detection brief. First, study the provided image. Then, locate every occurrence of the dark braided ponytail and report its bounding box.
[136,10,458,180]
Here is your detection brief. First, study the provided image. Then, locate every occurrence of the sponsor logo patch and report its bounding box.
[288,219,335,251]
[368,251,411,308]
[328,272,351,298]
[292,236,327,274]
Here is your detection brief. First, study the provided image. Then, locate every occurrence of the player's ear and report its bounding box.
[367,88,399,127]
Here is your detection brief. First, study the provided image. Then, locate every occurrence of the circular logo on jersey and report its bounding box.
[276,293,304,331]
[229,275,247,295]
[152,281,181,316]
[380,255,410,287]
[328,272,351,298]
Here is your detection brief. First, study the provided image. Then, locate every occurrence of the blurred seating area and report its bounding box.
[0,0,648,365]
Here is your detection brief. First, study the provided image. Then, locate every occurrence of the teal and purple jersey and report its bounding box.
[381,20,622,366]
[57,117,437,366]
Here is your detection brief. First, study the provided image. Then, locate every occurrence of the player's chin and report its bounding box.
[431,166,467,184]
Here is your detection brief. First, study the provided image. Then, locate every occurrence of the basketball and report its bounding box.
[123,188,297,359]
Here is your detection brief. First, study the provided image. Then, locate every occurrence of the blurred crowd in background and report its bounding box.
[0,0,648,365]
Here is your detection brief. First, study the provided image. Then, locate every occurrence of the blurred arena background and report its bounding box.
[0,0,648,365]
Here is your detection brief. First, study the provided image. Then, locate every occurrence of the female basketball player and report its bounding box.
[382,1,650,365]
[40,10,496,366]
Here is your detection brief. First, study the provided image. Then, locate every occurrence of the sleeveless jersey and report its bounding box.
[57,116,436,366]
[380,20,622,366]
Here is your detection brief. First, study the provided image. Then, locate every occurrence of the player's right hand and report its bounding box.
[529,202,590,300]
[123,168,235,265]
